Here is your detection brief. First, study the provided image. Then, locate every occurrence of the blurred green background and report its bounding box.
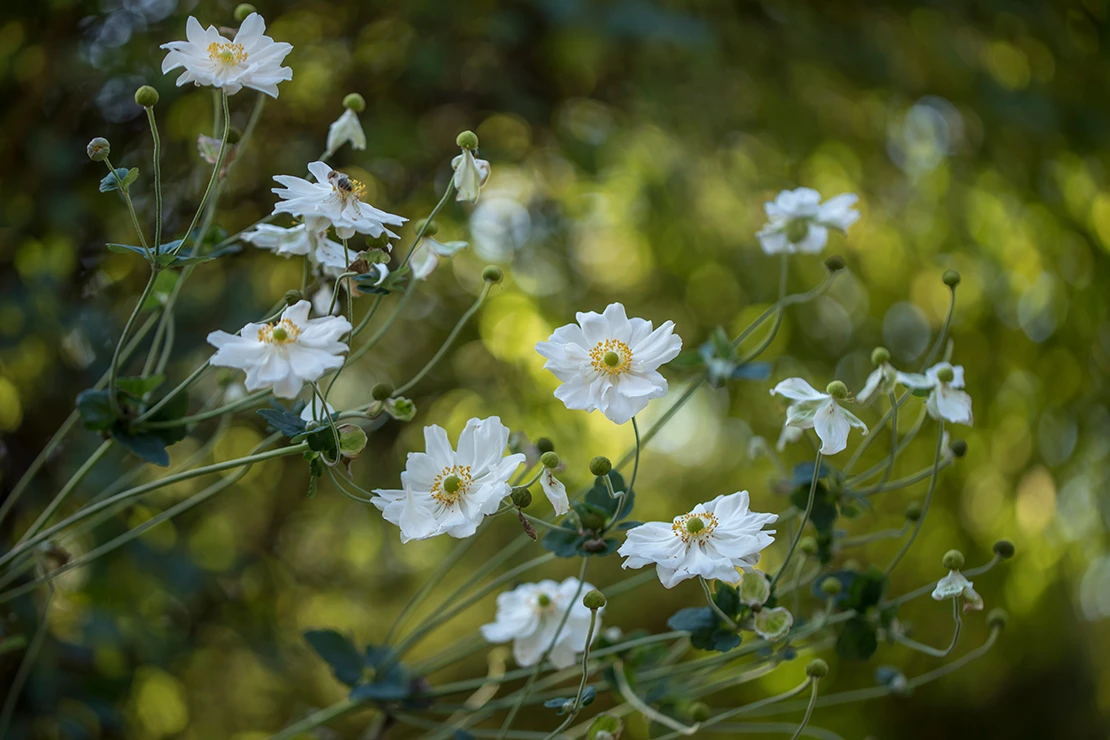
[1,0,1109,737]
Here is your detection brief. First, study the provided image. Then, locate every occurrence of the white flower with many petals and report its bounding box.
[206,301,351,399]
[897,362,973,426]
[452,150,491,203]
[326,108,366,154]
[161,14,292,97]
[540,469,569,516]
[272,162,406,241]
[410,237,468,280]
[770,379,868,455]
[931,570,984,612]
[241,223,361,278]
[536,303,682,425]
[480,577,600,668]
[371,417,525,541]
[618,491,777,589]
[756,187,860,255]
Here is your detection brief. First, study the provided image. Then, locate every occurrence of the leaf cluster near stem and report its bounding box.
[76,379,188,466]
[541,471,636,558]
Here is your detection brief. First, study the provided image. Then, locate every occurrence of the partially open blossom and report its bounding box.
[857,360,901,404]
[931,570,984,612]
[540,469,569,516]
[242,223,359,278]
[410,237,468,280]
[161,14,292,97]
[618,491,777,588]
[273,162,406,241]
[480,577,600,668]
[756,188,859,255]
[206,301,351,399]
[770,378,868,455]
[536,303,682,425]
[326,108,366,154]
[898,362,974,426]
[452,149,491,203]
[371,417,525,541]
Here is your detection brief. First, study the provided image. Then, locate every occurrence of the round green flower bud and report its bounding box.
[343,93,366,112]
[949,439,968,458]
[942,269,961,288]
[511,487,532,508]
[993,540,1015,560]
[806,659,829,678]
[824,255,846,272]
[583,589,607,610]
[785,219,809,244]
[688,702,711,723]
[799,536,818,556]
[589,456,612,476]
[820,577,842,596]
[284,289,305,306]
[226,127,243,145]
[826,380,849,399]
[904,501,923,522]
[942,549,965,570]
[456,130,479,150]
[541,451,560,469]
[416,218,439,237]
[234,4,257,22]
[870,347,890,366]
[482,265,503,284]
[987,608,1008,631]
[86,137,111,162]
[935,366,955,383]
[134,85,159,108]
[371,382,393,401]
[535,437,555,454]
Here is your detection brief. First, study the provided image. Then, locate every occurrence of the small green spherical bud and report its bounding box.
[87,137,111,162]
[541,451,560,469]
[442,475,462,494]
[806,659,829,679]
[371,382,393,401]
[271,326,288,342]
[535,437,555,454]
[416,218,439,237]
[942,269,961,288]
[343,93,366,112]
[785,219,809,244]
[226,127,243,145]
[685,517,706,535]
[283,289,305,306]
[949,439,968,458]
[871,347,890,366]
[589,456,612,476]
[820,577,842,596]
[936,366,955,383]
[799,536,818,556]
[537,592,552,607]
[602,350,621,367]
[583,589,606,610]
[688,702,711,723]
[987,608,1008,631]
[824,255,846,272]
[482,265,503,284]
[942,549,965,570]
[511,487,532,508]
[826,380,849,399]
[134,85,159,108]
[905,501,923,522]
[456,130,479,150]
[842,558,861,572]
[234,4,257,22]
[993,540,1015,559]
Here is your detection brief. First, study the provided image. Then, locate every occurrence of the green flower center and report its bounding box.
[602,351,621,367]
[685,517,706,534]
[443,475,462,494]
[785,218,810,244]
[537,593,552,607]
[271,326,288,342]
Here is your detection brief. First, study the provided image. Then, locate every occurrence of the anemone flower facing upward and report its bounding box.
[161,13,293,97]
[272,162,406,241]
[480,577,600,668]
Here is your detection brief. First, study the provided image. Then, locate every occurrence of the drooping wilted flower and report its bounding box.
[452,149,491,203]
[899,362,974,426]
[272,162,406,241]
[618,491,777,588]
[535,303,682,425]
[161,14,293,97]
[410,237,468,280]
[540,468,569,516]
[480,577,600,668]
[206,301,351,399]
[932,570,984,612]
[756,188,859,255]
[371,418,525,541]
[326,108,366,154]
[770,378,868,455]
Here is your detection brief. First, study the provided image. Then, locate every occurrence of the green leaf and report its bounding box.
[99,167,138,193]
[112,430,171,467]
[836,616,878,660]
[106,243,150,258]
[142,270,179,311]
[76,389,116,431]
[0,634,28,655]
[115,375,165,399]
[844,566,887,613]
[257,408,308,438]
[714,583,740,616]
[790,480,838,534]
[667,607,717,633]
[172,243,242,265]
[540,522,586,558]
[304,629,363,686]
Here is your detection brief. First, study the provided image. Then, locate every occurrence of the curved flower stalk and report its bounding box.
[480,577,600,668]
[272,162,406,240]
[536,302,683,424]
[161,14,293,97]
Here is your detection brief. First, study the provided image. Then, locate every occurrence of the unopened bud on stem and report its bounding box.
[540,451,560,469]
[456,130,479,150]
[583,589,606,610]
[806,659,829,678]
[589,456,612,476]
[371,383,393,401]
[234,4,256,22]
[134,85,159,108]
[943,269,961,288]
[942,549,965,570]
[511,487,532,508]
[871,347,890,366]
[343,93,366,112]
[87,137,111,162]
[482,265,503,284]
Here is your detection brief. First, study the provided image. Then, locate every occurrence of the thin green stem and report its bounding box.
[895,596,961,657]
[885,421,945,576]
[146,106,163,252]
[108,270,158,415]
[700,577,740,630]
[142,389,271,429]
[102,157,150,254]
[541,609,598,739]
[788,680,820,740]
[613,657,700,736]
[135,362,210,422]
[383,532,482,646]
[17,439,113,546]
[173,91,230,256]
[0,591,54,737]
[347,278,417,365]
[393,283,491,396]
[655,678,813,740]
[398,182,457,271]
[771,452,821,589]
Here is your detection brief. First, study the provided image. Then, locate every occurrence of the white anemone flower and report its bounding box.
[540,469,569,516]
[452,150,491,203]
[480,577,600,669]
[241,223,360,278]
[206,301,351,399]
[770,378,868,456]
[756,188,860,255]
[161,14,292,97]
[618,491,777,589]
[371,417,525,541]
[410,237,468,280]
[897,362,974,426]
[535,303,683,425]
[931,570,984,612]
[272,162,406,241]
[326,108,366,154]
